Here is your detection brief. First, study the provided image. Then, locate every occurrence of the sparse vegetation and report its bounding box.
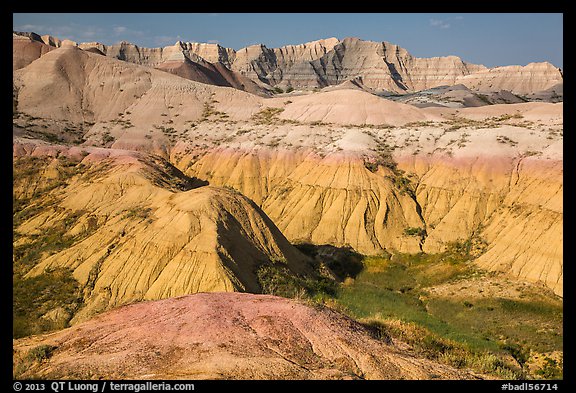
[199,95,229,123]
[475,93,493,105]
[344,123,394,130]
[102,131,115,145]
[363,161,379,173]
[26,345,58,362]
[387,168,415,197]
[295,244,364,282]
[404,227,426,238]
[363,146,397,174]
[445,116,483,131]
[122,207,153,222]
[251,107,285,125]
[404,120,436,128]
[255,260,336,300]
[332,249,562,379]
[534,356,563,379]
[13,209,92,275]
[496,135,518,146]
[13,268,83,338]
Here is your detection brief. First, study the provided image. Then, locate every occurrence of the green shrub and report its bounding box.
[363,161,379,173]
[535,357,563,379]
[404,227,426,237]
[255,261,336,300]
[13,268,82,338]
[359,319,392,344]
[26,345,57,362]
[122,207,153,221]
[251,107,285,125]
[499,342,529,368]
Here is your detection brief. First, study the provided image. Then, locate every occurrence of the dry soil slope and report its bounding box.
[13,33,56,70]
[13,292,479,380]
[456,63,563,95]
[177,97,562,295]
[13,45,264,153]
[272,88,437,125]
[399,102,563,295]
[77,39,270,96]
[14,141,311,323]
[155,54,270,96]
[13,46,563,296]
[389,84,527,108]
[185,147,425,255]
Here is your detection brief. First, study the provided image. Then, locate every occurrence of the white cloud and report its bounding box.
[113,26,144,37]
[430,18,450,29]
[153,35,182,46]
[15,24,45,31]
[15,23,85,41]
[208,39,220,44]
[81,30,98,38]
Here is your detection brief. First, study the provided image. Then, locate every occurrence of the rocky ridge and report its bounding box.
[13,141,313,323]
[13,292,480,380]
[14,31,562,96]
[13,37,563,298]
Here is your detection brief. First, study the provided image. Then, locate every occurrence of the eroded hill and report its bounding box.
[13,142,317,327]
[13,292,482,380]
[13,43,563,296]
[14,32,562,97]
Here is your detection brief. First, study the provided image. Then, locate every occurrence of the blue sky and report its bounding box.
[13,13,563,68]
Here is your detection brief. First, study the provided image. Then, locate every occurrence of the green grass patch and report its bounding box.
[13,268,83,338]
[332,251,562,379]
[13,208,92,275]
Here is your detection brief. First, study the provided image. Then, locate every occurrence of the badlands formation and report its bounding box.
[13,292,479,380]
[13,31,563,379]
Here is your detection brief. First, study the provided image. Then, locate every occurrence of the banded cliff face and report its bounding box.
[180,148,424,255]
[16,31,562,96]
[173,137,562,296]
[168,100,563,295]
[77,40,269,96]
[224,37,487,91]
[13,44,563,296]
[304,38,486,92]
[394,146,562,296]
[13,34,56,70]
[230,38,339,86]
[456,62,563,95]
[13,142,312,323]
[78,40,235,68]
[12,32,75,70]
[90,36,561,94]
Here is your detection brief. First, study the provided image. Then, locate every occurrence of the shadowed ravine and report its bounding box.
[13,30,562,380]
